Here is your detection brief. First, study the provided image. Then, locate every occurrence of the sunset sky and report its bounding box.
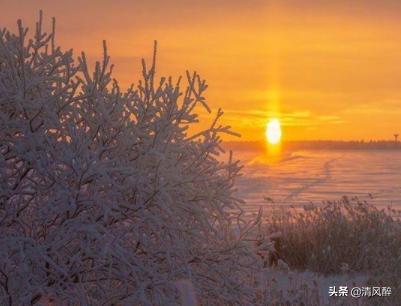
[2,0,401,141]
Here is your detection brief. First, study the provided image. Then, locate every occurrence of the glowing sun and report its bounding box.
[266,119,282,145]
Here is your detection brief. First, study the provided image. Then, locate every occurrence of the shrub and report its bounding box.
[0,13,260,305]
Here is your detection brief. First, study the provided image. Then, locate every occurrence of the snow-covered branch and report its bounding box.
[0,13,263,305]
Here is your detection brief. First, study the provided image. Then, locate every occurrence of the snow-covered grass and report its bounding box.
[263,197,401,304]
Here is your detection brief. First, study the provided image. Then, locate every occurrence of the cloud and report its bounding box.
[220,109,343,129]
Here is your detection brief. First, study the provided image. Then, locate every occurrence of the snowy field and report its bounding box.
[233,149,401,213]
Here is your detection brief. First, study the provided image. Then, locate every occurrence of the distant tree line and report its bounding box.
[284,140,401,150]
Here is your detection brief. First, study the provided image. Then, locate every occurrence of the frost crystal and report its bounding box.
[0,13,260,305]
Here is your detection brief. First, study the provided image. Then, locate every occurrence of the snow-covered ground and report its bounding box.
[230,149,400,305]
[258,268,370,306]
[234,149,401,214]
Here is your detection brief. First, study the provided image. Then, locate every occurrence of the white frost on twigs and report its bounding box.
[0,13,265,305]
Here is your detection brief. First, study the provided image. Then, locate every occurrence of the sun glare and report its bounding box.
[266,119,282,145]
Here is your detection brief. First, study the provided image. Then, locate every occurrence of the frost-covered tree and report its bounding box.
[0,13,262,305]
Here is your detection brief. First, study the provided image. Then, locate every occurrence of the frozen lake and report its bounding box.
[233,149,401,213]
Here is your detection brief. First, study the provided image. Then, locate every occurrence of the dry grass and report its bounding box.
[263,197,401,304]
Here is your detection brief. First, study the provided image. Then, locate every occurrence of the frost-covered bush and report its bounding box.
[0,14,262,305]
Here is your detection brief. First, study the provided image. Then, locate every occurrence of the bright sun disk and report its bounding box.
[266,119,282,145]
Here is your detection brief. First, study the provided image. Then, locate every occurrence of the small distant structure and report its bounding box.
[394,134,399,142]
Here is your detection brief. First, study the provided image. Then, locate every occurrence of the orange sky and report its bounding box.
[2,0,401,141]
